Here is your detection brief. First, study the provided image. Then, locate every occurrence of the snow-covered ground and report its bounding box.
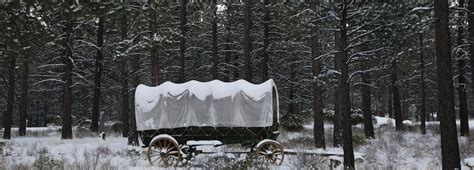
[1,118,474,169]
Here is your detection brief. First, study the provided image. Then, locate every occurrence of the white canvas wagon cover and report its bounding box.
[134,79,279,131]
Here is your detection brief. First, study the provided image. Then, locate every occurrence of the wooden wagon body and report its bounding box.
[134,79,283,166]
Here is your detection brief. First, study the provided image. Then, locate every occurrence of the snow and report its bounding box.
[151,134,179,145]
[373,116,395,128]
[465,158,474,167]
[402,120,413,126]
[425,120,474,129]
[2,120,474,169]
[411,7,432,12]
[255,139,277,149]
[135,79,277,113]
[2,136,148,169]
[186,140,222,146]
[134,79,279,130]
[284,148,364,162]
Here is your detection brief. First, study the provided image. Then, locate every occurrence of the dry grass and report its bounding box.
[2,123,474,169]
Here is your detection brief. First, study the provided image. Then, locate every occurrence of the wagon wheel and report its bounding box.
[147,136,182,167]
[255,140,284,166]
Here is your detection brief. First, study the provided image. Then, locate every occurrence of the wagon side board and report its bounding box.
[139,124,280,147]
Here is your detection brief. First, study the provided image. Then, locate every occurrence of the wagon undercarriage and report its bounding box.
[145,134,284,167]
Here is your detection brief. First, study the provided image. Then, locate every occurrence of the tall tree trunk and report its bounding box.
[180,0,187,83]
[149,0,159,85]
[333,32,343,147]
[391,61,403,131]
[457,0,470,137]
[120,13,130,138]
[129,56,140,145]
[377,90,385,117]
[469,0,474,119]
[261,0,270,82]
[223,5,232,82]
[62,18,74,140]
[361,61,374,138]
[338,1,355,168]
[19,48,29,136]
[435,0,461,168]
[388,87,393,118]
[243,0,252,82]
[288,63,296,116]
[419,33,426,135]
[211,0,219,80]
[3,50,16,140]
[91,16,104,133]
[311,2,325,149]
[224,39,231,82]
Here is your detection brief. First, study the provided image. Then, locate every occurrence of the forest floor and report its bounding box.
[1,117,474,169]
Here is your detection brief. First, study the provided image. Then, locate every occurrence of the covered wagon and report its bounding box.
[134,79,283,166]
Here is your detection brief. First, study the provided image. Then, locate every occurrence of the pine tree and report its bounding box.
[149,0,159,85]
[456,0,469,137]
[61,3,74,140]
[244,0,252,82]
[91,12,105,133]
[311,1,325,149]
[434,0,461,168]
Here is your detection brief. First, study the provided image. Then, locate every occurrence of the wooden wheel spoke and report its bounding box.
[156,140,163,148]
[152,157,163,164]
[153,145,161,150]
[162,140,168,148]
[273,150,283,153]
[166,141,172,149]
[167,145,177,152]
[168,151,180,155]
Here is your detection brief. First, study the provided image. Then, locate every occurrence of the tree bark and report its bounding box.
[3,49,16,140]
[211,0,219,80]
[62,17,74,140]
[180,0,187,83]
[244,0,252,82]
[388,87,393,118]
[337,1,355,168]
[391,61,403,131]
[311,2,325,148]
[261,0,270,82]
[434,0,461,168]
[457,0,469,137]
[333,32,343,148]
[288,63,296,116]
[361,61,374,138]
[419,33,426,135]
[91,16,104,133]
[19,48,29,136]
[129,55,140,145]
[469,0,474,119]
[149,0,159,85]
[223,4,232,82]
[120,13,130,138]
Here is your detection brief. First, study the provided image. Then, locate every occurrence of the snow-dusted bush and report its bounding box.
[0,152,5,169]
[110,121,123,133]
[358,131,442,169]
[352,132,366,146]
[281,112,305,131]
[293,154,329,169]
[323,108,365,125]
[34,153,63,170]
